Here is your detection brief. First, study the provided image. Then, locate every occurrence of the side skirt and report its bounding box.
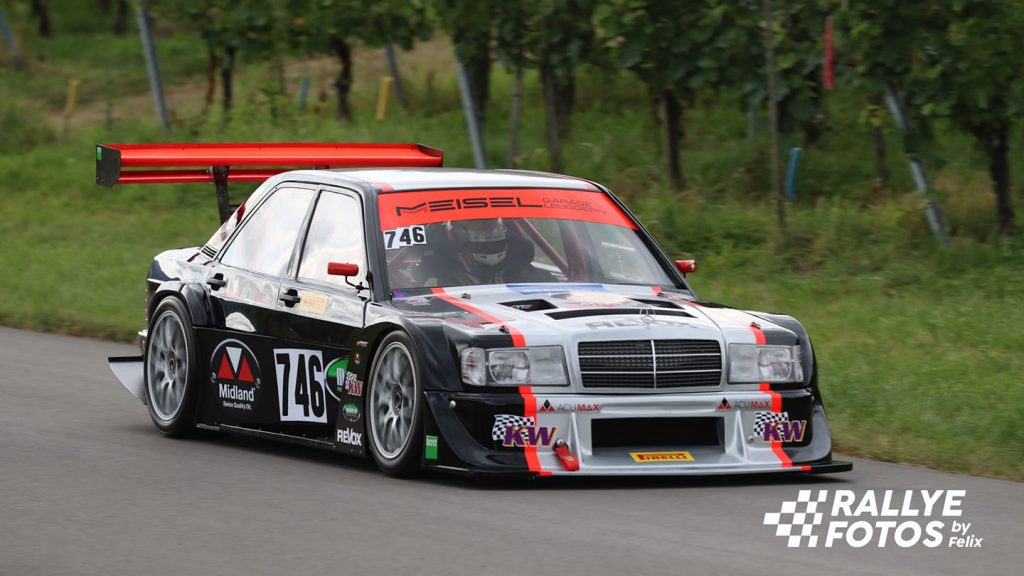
[216,424,335,450]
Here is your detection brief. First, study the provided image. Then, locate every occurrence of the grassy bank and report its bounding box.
[0,24,1022,480]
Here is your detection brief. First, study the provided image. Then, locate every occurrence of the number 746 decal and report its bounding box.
[274,349,328,423]
[382,225,426,250]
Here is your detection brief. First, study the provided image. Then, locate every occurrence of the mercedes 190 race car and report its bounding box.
[101,142,851,477]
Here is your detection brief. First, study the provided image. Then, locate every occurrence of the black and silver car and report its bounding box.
[102,142,851,477]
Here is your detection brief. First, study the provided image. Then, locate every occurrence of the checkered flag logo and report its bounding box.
[753,411,790,437]
[763,490,827,547]
[491,414,534,441]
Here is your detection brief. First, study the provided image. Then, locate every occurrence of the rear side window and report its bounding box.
[298,191,366,290]
[220,187,315,276]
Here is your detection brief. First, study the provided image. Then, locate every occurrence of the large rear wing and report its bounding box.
[95,142,443,223]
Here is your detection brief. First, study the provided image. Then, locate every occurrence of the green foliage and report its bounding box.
[494,0,595,77]
[304,0,432,50]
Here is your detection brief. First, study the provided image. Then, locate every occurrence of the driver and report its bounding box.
[422,218,553,286]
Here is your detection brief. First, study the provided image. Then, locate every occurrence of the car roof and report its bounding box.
[283,167,599,193]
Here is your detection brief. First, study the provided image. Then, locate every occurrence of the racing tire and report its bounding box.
[366,331,424,477]
[144,297,200,437]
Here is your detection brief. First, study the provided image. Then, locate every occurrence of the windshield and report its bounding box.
[378,188,675,291]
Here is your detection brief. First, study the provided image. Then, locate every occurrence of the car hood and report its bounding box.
[390,284,798,349]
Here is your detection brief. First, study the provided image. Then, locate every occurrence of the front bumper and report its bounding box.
[424,388,851,476]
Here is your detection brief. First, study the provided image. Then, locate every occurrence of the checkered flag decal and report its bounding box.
[491,415,534,441]
[763,490,827,547]
[753,411,790,437]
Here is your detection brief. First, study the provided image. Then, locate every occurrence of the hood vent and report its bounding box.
[500,299,557,312]
[628,298,685,309]
[546,308,694,321]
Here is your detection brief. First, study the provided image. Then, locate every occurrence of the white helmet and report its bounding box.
[446,219,509,269]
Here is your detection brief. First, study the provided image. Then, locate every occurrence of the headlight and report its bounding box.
[728,344,803,383]
[460,346,569,386]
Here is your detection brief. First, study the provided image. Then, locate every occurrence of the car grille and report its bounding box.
[577,339,722,388]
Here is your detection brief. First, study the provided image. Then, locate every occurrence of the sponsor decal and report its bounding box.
[343,372,363,397]
[507,283,605,295]
[336,427,362,447]
[382,225,427,250]
[326,358,348,398]
[585,318,686,329]
[393,195,542,217]
[356,340,368,348]
[342,402,361,423]
[753,411,806,443]
[630,451,694,462]
[396,296,430,306]
[377,188,638,230]
[210,340,261,412]
[491,415,557,448]
[298,291,329,315]
[353,353,362,366]
[764,489,982,549]
[274,349,328,423]
[717,397,772,411]
[425,435,438,460]
[552,291,632,308]
[539,399,599,413]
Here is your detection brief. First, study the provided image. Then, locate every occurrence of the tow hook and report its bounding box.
[553,439,580,472]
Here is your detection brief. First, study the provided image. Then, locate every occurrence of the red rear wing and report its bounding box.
[95,142,443,222]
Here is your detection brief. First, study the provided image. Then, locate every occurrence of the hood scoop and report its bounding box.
[546,308,694,320]
[500,299,557,312]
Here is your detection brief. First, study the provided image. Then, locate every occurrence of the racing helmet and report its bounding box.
[446,219,510,269]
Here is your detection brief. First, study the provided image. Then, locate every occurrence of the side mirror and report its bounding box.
[327,262,359,277]
[675,259,697,275]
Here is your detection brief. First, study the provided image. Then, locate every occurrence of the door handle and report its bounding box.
[279,288,301,307]
[207,273,227,290]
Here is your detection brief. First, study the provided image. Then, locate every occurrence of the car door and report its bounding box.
[197,184,317,430]
[276,187,370,452]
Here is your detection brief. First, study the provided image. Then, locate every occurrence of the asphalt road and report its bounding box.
[1,326,1021,576]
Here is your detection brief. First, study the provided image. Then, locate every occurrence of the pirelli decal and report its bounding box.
[630,451,694,463]
[377,188,638,230]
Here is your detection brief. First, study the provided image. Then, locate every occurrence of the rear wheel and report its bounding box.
[144,298,200,436]
[367,332,424,476]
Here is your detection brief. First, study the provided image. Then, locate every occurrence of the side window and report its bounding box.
[220,187,315,276]
[298,191,366,290]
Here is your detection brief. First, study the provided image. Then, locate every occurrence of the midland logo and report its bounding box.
[764,489,982,549]
[210,340,260,411]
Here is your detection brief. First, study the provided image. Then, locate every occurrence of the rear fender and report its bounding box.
[148,281,214,328]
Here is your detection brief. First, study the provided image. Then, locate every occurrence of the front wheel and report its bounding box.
[366,332,424,476]
[144,297,200,436]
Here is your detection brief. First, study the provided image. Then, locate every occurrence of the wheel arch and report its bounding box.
[148,281,214,329]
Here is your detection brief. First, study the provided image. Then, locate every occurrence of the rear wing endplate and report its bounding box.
[95,142,443,223]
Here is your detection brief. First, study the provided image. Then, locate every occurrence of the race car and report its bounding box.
[101,142,852,477]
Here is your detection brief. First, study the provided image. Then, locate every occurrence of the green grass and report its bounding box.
[0,25,1022,480]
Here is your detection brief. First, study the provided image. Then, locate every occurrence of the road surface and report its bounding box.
[1,327,1020,575]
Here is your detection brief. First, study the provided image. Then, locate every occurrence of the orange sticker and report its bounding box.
[377,188,637,230]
